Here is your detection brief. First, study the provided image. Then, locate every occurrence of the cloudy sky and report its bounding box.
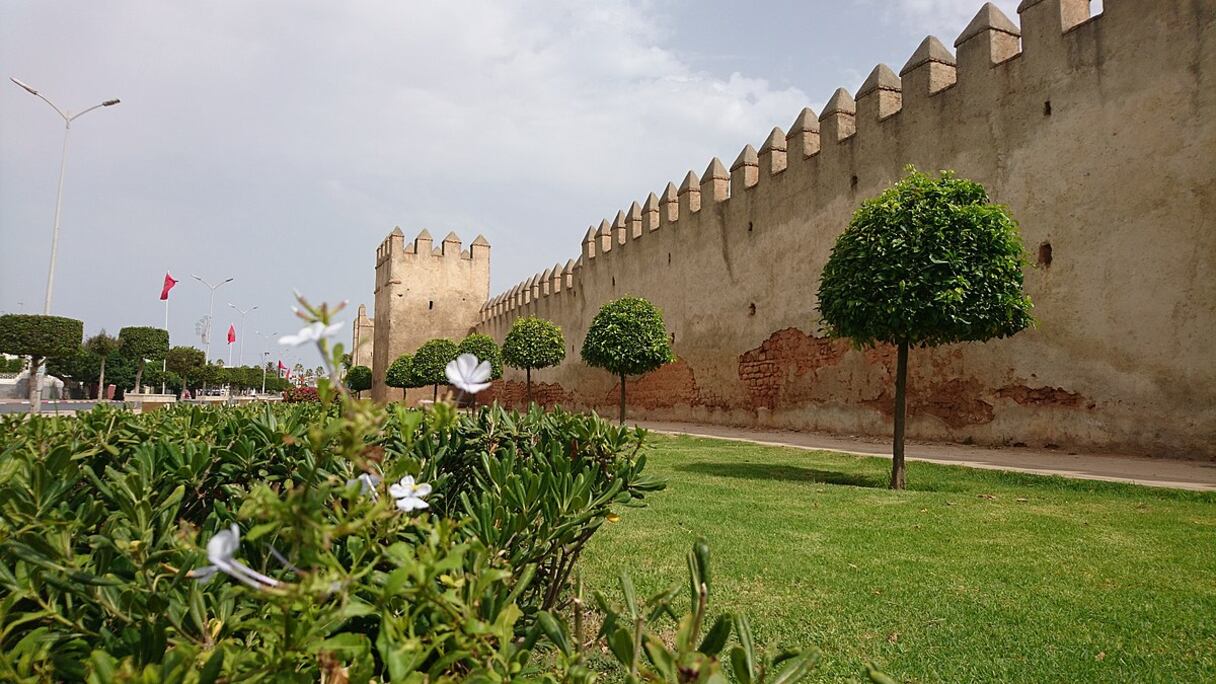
[0,0,1024,367]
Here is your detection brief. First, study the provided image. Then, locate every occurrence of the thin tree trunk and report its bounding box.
[619,372,626,425]
[133,361,145,397]
[432,384,438,402]
[402,387,407,400]
[29,355,43,414]
[891,340,909,490]
[526,368,532,405]
[97,357,107,401]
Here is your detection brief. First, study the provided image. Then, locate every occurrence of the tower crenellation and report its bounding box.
[728,148,757,196]
[901,36,958,98]
[819,88,857,143]
[856,64,902,123]
[677,170,701,217]
[759,127,788,176]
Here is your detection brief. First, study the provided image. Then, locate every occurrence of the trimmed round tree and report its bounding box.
[817,167,1034,490]
[581,297,673,424]
[345,364,372,398]
[458,333,503,380]
[84,331,122,400]
[502,316,565,404]
[385,353,414,400]
[0,314,84,412]
[165,345,205,378]
[411,338,459,401]
[118,327,170,395]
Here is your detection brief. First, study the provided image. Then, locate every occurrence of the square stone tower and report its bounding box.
[369,227,490,401]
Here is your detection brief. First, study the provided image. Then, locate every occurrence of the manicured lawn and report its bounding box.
[579,434,1216,682]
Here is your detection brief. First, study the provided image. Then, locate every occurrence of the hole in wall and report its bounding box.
[611,276,615,288]
[1037,242,1053,268]
[748,303,756,316]
[1043,100,1052,116]
[428,300,434,310]
[669,332,676,344]
[850,175,859,190]
[747,221,754,233]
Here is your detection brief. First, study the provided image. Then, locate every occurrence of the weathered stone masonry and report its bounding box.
[367,0,1216,459]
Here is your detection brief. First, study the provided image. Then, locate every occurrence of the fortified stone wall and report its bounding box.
[370,228,489,402]
[370,0,1216,458]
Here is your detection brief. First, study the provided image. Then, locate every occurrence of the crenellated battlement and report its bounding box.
[383,0,1216,457]
[376,228,489,269]
[481,0,1131,320]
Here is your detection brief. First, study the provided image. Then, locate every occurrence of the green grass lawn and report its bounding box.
[579,434,1216,683]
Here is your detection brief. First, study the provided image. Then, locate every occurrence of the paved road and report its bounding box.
[636,420,1216,492]
[0,400,107,415]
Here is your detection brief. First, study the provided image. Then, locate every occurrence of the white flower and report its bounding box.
[347,472,381,499]
[278,321,344,347]
[389,475,432,513]
[189,524,280,590]
[444,353,492,394]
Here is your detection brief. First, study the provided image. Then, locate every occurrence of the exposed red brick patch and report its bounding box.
[996,385,1086,408]
[737,328,851,409]
[918,378,995,428]
[860,349,994,428]
[602,358,700,409]
[478,379,574,409]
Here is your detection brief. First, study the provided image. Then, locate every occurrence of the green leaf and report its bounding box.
[699,614,732,656]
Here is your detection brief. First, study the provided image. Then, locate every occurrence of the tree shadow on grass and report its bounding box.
[677,461,888,489]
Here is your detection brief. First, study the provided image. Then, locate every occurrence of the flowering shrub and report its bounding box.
[0,295,821,682]
[282,385,320,402]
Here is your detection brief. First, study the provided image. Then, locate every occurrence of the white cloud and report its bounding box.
[2,1,826,345]
[871,0,1021,30]
[0,1,807,338]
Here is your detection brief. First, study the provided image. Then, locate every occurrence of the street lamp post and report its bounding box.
[228,302,258,367]
[191,275,233,362]
[261,351,270,394]
[256,330,278,395]
[10,78,120,314]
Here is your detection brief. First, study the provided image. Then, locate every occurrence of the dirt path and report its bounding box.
[635,420,1216,492]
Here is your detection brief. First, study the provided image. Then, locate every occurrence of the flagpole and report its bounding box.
[162,296,169,394]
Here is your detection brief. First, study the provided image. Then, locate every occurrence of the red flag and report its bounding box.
[159,273,178,300]
[227,324,236,344]
[278,360,289,378]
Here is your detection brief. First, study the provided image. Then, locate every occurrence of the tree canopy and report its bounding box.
[118,327,170,361]
[0,314,83,360]
[85,331,122,359]
[411,338,459,388]
[345,365,372,395]
[386,353,415,391]
[581,297,673,378]
[502,317,565,372]
[165,346,205,377]
[816,167,1033,348]
[458,333,503,380]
